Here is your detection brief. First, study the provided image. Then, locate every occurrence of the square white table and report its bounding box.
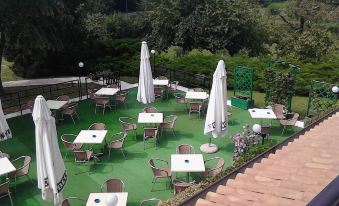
[171,154,205,182]
[95,88,119,96]
[185,92,209,100]
[138,113,163,124]
[74,130,108,144]
[46,100,68,110]
[0,157,16,176]
[248,108,277,119]
[86,192,128,206]
[153,79,169,86]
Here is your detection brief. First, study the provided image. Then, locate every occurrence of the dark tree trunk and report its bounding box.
[0,32,6,95]
[299,16,305,33]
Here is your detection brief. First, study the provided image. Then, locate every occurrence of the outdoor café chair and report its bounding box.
[140,198,162,206]
[202,157,225,178]
[115,90,129,109]
[148,158,172,192]
[24,100,35,113]
[273,104,285,120]
[119,117,137,140]
[62,102,80,124]
[172,180,195,195]
[154,87,164,99]
[0,178,13,206]
[188,102,202,119]
[159,115,177,137]
[61,197,86,206]
[94,95,112,115]
[176,144,195,154]
[100,178,125,193]
[143,106,158,113]
[261,125,271,143]
[61,134,83,159]
[73,149,99,175]
[107,132,127,160]
[168,81,179,96]
[143,128,158,150]
[174,93,188,112]
[88,122,106,130]
[280,112,299,136]
[8,156,33,190]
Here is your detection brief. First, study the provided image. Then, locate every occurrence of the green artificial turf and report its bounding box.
[0,88,299,206]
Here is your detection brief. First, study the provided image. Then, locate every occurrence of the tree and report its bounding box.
[142,0,270,55]
[0,0,70,94]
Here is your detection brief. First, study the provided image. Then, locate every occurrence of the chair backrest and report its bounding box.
[94,96,109,104]
[63,103,78,114]
[61,197,85,206]
[116,91,129,100]
[273,104,285,119]
[61,134,77,150]
[88,123,106,130]
[118,117,135,130]
[101,178,125,192]
[56,95,70,101]
[205,157,225,177]
[155,76,168,80]
[173,180,195,194]
[109,132,127,148]
[169,115,177,127]
[148,159,161,176]
[154,87,164,94]
[261,126,271,135]
[143,107,158,113]
[12,156,31,176]
[176,144,195,154]
[73,150,91,162]
[140,198,162,206]
[189,102,201,110]
[26,100,35,110]
[88,90,96,100]
[0,178,10,195]
[144,128,157,139]
[170,81,179,90]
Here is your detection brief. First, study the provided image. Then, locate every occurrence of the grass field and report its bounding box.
[0,88,299,206]
[1,58,23,82]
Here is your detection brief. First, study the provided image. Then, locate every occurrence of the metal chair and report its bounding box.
[172,180,195,195]
[61,134,83,159]
[100,178,125,192]
[62,103,80,124]
[143,128,158,150]
[73,149,99,175]
[94,96,111,115]
[272,104,285,120]
[115,90,129,109]
[140,198,162,206]
[61,197,86,206]
[107,132,127,160]
[88,122,106,130]
[8,156,33,190]
[168,81,179,98]
[188,102,202,119]
[0,178,13,206]
[143,107,158,113]
[174,93,188,112]
[280,112,299,136]
[119,117,137,140]
[24,100,35,113]
[202,157,225,178]
[159,115,177,137]
[154,87,164,99]
[148,158,172,192]
[176,144,195,154]
[260,125,271,144]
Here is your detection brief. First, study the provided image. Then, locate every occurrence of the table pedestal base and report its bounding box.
[200,143,218,153]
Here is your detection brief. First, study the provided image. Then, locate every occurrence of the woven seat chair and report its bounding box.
[8,156,33,190]
[100,178,125,192]
[0,178,13,206]
[61,134,83,159]
[119,117,137,140]
[107,132,127,159]
[202,157,225,178]
[62,103,80,124]
[148,158,172,191]
[176,144,195,154]
[61,197,86,206]
[159,115,177,137]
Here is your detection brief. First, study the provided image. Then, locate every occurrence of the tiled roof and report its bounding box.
[195,112,339,206]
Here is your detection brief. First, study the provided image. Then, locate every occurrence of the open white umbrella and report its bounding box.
[33,95,67,205]
[137,41,155,104]
[0,99,12,158]
[202,60,228,153]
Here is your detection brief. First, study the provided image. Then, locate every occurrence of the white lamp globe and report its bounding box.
[106,193,118,206]
[78,62,84,68]
[151,49,156,54]
[332,86,339,93]
[252,124,261,134]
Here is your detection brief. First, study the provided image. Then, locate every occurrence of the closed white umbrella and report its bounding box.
[33,95,67,205]
[0,99,12,158]
[137,41,155,104]
[201,60,228,153]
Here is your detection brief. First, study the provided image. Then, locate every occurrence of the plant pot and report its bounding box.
[231,96,254,110]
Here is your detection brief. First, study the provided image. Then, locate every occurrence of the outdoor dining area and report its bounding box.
[0,41,304,206]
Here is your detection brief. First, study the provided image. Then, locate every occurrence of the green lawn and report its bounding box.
[1,58,23,82]
[0,88,299,206]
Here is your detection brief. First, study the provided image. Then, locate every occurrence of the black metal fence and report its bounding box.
[154,66,212,89]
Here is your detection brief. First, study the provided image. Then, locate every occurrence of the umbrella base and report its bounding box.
[200,143,218,153]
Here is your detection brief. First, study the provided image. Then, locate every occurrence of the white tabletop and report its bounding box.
[95,88,119,96]
[138,113,163,124]
[185,92,209,100]
[248,108,277,119]
[0,157,16,176]
[74,130,108,144]
[86,192,128,206]
[153,79,169,86]
[171,154,205,172]
[46,100,68,110]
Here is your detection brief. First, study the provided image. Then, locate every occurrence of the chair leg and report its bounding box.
[121,148,126,159]
[134,130,137,141]
[172,129,176,138]
[281,125,286,136]
[95,106,97,114]
[151,177,157,192]
[8,192,14,206]
[76,112,80,120]
[108,148,111,160]
[71,115,75,124]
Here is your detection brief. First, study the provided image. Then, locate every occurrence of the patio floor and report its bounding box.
[0,88,299,206]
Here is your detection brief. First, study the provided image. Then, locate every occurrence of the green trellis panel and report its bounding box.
[233,66,254,99]
[307,80,338,119]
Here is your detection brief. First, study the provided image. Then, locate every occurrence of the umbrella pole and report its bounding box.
[208,137,211,146]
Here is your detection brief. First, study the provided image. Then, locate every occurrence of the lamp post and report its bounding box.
[333,85,339,103]
[78,62,84,99]
[151,49,156,73]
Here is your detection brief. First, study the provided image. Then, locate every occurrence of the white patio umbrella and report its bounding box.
[0,99,12,158]
[202,60,228,153]
[33,95,67,205]
[137,41,155,104]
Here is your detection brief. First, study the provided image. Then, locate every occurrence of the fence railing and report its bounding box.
[154,66,212,89]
